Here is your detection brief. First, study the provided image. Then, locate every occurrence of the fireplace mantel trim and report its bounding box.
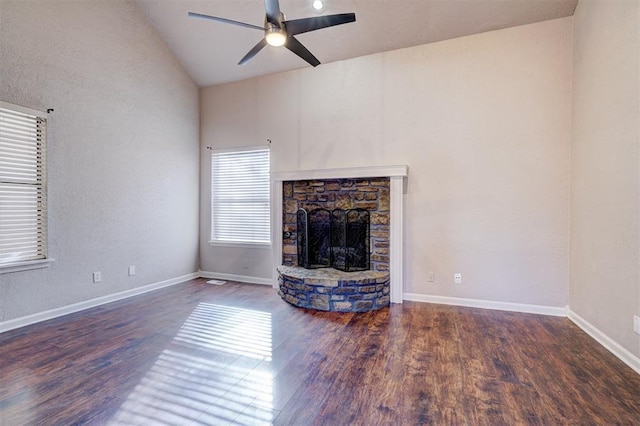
[271,165,408,182]
[271,165,408,304]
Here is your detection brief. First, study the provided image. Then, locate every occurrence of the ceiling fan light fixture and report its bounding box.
[265,26,287,47]
[188,1,355,67]
[312,0,324,11]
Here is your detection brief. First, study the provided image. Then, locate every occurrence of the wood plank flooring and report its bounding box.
[1,279,639,425]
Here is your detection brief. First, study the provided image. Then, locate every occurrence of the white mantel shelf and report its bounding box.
[271,165,408,304]
[271,165,408,181]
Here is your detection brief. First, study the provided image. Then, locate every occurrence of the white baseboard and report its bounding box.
[567,309,640,375]
[403,293,567,317]
[0,272,199,334]
[403,293,639,375]
[3,276,637,377]
[198,270,272,286]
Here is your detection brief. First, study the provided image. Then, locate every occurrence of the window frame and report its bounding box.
[209,145,271,248]
[0,101,53,274]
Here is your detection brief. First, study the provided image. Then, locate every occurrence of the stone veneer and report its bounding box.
[282,177,390,272]
[277,266,390,312]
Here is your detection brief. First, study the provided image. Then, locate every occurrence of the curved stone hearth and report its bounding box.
[277,265,390,312]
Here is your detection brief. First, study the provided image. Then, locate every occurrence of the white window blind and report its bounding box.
[0,101,48,264]
[211,147,270,245]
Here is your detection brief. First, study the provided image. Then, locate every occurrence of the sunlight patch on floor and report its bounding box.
[175,303,273,361]
[108,303,275,425]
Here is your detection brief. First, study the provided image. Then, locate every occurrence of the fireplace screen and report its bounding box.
[297,208,331,269]
[297,208,370,272]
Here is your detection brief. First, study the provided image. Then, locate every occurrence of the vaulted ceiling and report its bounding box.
[134,0,578,87]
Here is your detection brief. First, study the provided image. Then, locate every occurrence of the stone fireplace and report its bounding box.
[279,178,389,311]
[271,165,408,311]
[283,178,389,271]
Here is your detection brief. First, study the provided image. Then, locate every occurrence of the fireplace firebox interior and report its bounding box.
[297,207,370,272]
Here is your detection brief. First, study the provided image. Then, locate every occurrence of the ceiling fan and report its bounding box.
[188,0,356,67]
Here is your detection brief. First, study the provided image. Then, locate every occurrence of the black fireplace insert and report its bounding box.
[297,207,370,272]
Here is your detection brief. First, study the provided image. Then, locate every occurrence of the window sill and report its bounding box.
[209,241,272,250]
[0,258,55,275]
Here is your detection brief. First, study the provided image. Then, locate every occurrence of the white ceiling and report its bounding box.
[134,0,578,88]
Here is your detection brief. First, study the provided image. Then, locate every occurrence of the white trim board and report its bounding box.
[0,271,269,335]
[271,165,408,181]
[406,293,640,375]
[0,272,199,334]
[2,271,637,376]
[567,309,640,375]
[403,293,567,317]
[198,271,272,286]
[0,258,55,275]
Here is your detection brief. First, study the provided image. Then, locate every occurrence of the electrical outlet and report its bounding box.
[634,315,640,335]
[454,273,462,284]
[427,272,435,283]
[128,265,136,276]
[93,271,101,283]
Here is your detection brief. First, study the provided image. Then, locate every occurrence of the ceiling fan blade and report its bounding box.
[188,12,264,31]
[264,0,282,25]
[284,13,356,35]
[285,36,320,67]
[238,38,268,65]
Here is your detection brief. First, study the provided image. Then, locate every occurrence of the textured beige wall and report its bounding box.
[201,18,572,308]
[0,1,200,321]
[571,0,640,357]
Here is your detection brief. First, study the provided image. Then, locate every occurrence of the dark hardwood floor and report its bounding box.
[1,279,639,425]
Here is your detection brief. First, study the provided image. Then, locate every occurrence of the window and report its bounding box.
[211,146,270,246]
[0,101,49,270]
